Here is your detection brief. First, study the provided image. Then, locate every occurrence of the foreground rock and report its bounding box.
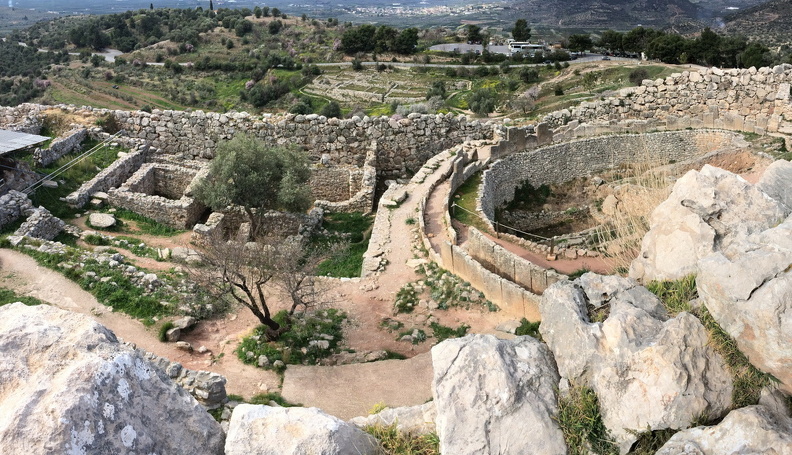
[0,303,224,454]
[630,165,787,282]
[431,335,565,455]
[656,405,792,454]
[697,215,792,394]
[349,402,436,435]
[540,274,732,452]
[225,404,379,455]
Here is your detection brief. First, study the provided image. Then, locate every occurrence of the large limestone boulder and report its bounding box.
[656,405,792,454]
[540,274,733,452]
[697,216,792,394]
[89,212,117,229]
[225,404,379,455]
[349,401,436,435]
[0,303,224,454]
[431,335,566,455]
[630,165,787,282]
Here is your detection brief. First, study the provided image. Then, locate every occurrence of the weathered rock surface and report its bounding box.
[540,274,733,452]
[630,165,787,282]
[349,401,436,435]
[431,335,566,455]
[0,303,224,454]
[225,404,379,455]
[88,212,117,229]
[697,216,792,394]
[656,405,792,455]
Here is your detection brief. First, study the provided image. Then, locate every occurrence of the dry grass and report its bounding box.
[593,144,672,272]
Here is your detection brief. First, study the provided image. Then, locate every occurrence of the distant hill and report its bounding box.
[506,0,702,29]
[724,0,792,45]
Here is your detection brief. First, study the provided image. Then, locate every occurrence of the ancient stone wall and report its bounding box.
[13,206,64,241]
[309,166,359,202]
[33,128,87,167]
[65,145,151,208]
[543,65,792,136]
[0,105,494,178]
[478,130,746,224]
[0,190,32,231]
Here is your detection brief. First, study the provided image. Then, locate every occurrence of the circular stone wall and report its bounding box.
[478,129,749,225]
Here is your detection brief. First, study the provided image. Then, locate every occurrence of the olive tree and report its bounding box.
[193,133,313,235]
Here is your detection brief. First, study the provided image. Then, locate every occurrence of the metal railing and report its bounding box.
[22,131,124,195]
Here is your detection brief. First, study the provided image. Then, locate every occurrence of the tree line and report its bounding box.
[340,24,419,55]
[574,26,772,68]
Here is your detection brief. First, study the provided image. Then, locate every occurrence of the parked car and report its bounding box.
[601,56,611,61]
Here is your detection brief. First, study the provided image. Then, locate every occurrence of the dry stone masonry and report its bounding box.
[33,127,87,167]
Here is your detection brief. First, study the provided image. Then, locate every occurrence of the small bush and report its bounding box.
[158,321,175,342]
[515,318,540,338]
[429,321,469,343]
[629,68,649,86]
[83,233,110,246]
[249,392,301,407]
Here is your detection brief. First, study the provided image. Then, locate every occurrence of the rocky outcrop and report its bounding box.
[540,274,733,452]
[0,303,224,454]
[431,335,566,455]
[656,405,792,454]
[349,402,436,435]
[630,165,788,282]
[697,215,792,394]
[225,404,379,455]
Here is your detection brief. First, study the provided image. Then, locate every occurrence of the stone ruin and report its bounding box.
[107,160,206,230]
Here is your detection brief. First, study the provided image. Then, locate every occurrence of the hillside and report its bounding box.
[724,0,792,45]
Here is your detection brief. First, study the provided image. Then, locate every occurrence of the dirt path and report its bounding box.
[0,248,280,399]
[282,352,434,420]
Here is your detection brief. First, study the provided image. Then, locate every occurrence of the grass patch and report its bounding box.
[17,243,174,320]
[556,384,619,455]
[29,139,121,220]
[0,287,45,307]
[429,321,469,343]
[647,275,773,408]
[568,267,591,280]
[450,171,490,233]
[248,392,301,407]
[363,423,440,455]
[112,208,185,237]
[236,309,347,369]
[312,212,374,278]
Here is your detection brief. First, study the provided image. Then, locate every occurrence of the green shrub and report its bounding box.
[83,233,110,245]
[158,321,175,342]
[515,318,541,338]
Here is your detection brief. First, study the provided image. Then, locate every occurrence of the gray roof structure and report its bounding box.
[0,129,49,156]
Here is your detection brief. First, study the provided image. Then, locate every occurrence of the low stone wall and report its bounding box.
[478,129,747,225]
[65,145,151,208]
[127,345,227,410]
[412,145,542,319]
[33,128,87,167]
[314,143,377,214]
[0,190,33,231]
[107,163,205,230]
[309,166,360,202]
[465,228,565,295]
